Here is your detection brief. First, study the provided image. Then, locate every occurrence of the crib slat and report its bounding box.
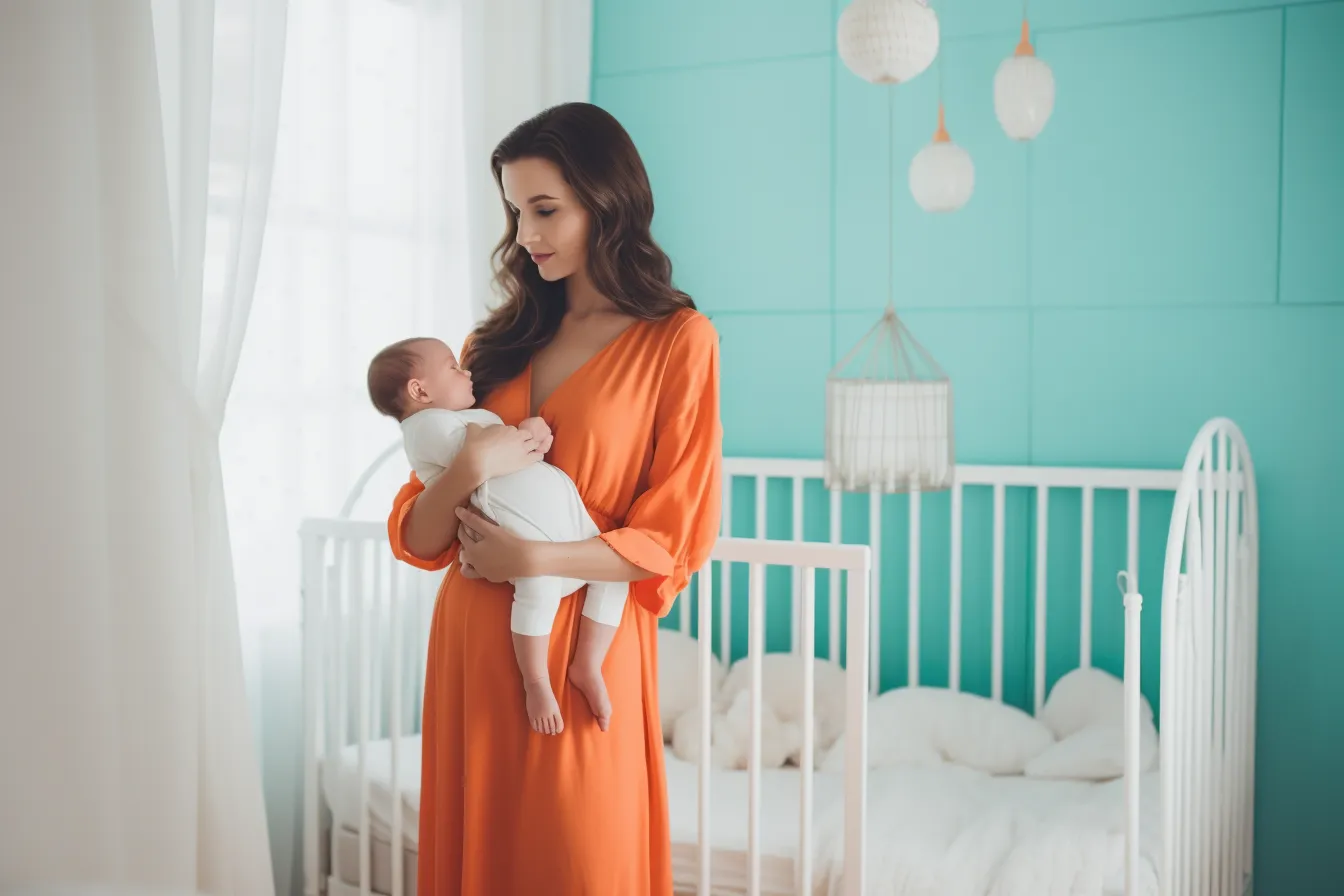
[1127,487,1140,590]
[389,559,404,896]
[333,543,348,754]
[721,474,733,663]
[1213,434,1230,895]
[843,550,871,896]
[992,483,1005,702]
[1227,446,1247,892]
[370,548,384,739]
[1033,486,1049,714]
[696,562,714,896]
[1199,451,1215,893]
[1081,485,1095,668]
[1240,479,1254,888]
[301,533,325,896]
[353,542,370,895]
[950,481,963,693]
[747,562,766,896]
[1182,512,1201,896]
[798,567,816,896]
[792,477,803,654]
[1161,572,1178,894]
[755,476,767,541]
[829,489,842,663]
[752,475,766,666]
[869,485,882,695]
[908,484,921,688]
[1123,585,1143,896]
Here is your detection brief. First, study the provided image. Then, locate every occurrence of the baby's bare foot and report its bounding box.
[569,663,612,731]
[524,678,563,735]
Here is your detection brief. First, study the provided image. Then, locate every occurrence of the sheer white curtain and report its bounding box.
[224,0,469,647]
[1,0,285,892]
[230,2,592,890]
[461,0,593,317]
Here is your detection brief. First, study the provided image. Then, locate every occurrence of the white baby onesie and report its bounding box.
[399,408,627,636]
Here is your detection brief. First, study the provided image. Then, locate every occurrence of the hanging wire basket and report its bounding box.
[825,306,955,493]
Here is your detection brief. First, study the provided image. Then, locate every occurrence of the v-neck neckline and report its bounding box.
[526,318,642,418]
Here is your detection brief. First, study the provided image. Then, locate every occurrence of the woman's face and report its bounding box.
[500,157,590,283]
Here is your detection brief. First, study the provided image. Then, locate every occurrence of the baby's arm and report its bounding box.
[517,417,553,455]
[410,415,472,471]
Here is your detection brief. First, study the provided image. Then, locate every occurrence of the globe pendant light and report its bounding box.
[909,103,974,213]
[993,13,1056,141]
[837,0,941,85]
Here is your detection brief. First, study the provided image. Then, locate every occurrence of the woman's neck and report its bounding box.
[564,268,617,317]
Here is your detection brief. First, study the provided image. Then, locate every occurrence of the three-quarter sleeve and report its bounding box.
[600,314,723,616]
[387,474,459,572]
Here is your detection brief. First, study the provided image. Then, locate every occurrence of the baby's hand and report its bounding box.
[517,417,553,455]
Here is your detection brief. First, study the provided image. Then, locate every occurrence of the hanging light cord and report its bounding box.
[938,38,945,104]
[886,85,894,315]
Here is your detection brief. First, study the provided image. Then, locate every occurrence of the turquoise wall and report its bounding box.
[593,0,1343,891]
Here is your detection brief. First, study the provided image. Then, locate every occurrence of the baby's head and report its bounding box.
[367,337,475,420]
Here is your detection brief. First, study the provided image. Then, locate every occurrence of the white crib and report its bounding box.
[300,416,1258,896]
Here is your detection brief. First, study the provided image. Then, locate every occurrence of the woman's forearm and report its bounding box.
[526,538,656,583]
[402,455,484,561]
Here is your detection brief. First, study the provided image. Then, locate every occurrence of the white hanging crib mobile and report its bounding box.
[825,304,954,493]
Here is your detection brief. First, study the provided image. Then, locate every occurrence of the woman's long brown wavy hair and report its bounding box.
[462,102,694,403]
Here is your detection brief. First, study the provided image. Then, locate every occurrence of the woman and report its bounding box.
[387,102,722,894]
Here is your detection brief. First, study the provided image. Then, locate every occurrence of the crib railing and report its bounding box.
[695,537,872,896]
[690,458,1188,706]
[301,517,440,896]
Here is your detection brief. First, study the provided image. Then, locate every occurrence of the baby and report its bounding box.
[367,337,625,735]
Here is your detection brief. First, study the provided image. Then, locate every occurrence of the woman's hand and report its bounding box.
[461,422,544,484]
[456,506,536,583]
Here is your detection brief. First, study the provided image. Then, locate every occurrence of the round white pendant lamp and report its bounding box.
[909,103,974,213]
[993,17,1056,141]
[837,0,941,85]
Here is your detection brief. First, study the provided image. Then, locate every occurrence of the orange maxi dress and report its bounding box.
[387,308,722,895]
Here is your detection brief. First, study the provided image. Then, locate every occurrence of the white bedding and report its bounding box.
[663,746,1161,896]
[321,731,1161,896]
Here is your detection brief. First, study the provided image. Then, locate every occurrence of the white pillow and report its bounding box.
[822,687,1055,775]
[1026,667,1160,781]
[1024,720,1159,780]
[820,719,943,773]
[670,689,801,771]
[718,653,849,759]
[1038,666,1153,739]
[656,628,725,741]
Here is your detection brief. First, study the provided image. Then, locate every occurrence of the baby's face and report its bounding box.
[409,339,475,411]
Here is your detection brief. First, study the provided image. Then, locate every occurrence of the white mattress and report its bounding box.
[323,738,1160,896]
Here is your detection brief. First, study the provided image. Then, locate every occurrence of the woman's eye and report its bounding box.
[537,208,555,218]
